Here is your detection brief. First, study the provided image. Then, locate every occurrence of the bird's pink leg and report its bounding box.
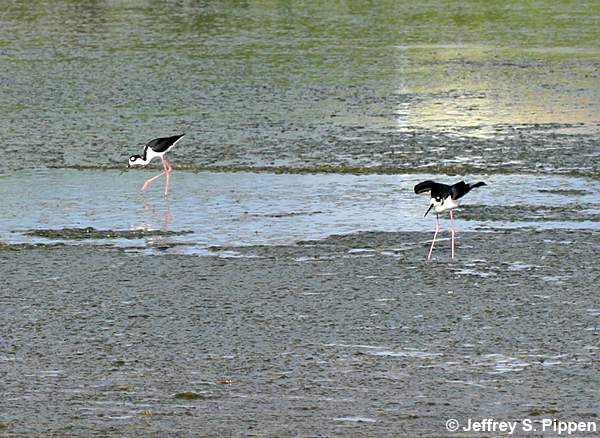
[162,157,172,196]
[142,169,166,191]
[427,213,440,260]
[450,209,456,259]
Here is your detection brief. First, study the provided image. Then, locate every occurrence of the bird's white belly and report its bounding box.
[432,196,459,213]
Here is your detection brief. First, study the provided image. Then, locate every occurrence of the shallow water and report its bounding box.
[1,169,599,253]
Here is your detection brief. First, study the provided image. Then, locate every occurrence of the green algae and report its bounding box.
[56,162,538,177]
[459,204,600,223]
[25,227,193,240]
[0,242,66,251]
[528,408,560,416]
[537,188,590,196]
[174,391,213,400]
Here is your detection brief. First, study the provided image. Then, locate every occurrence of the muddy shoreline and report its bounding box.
[2,229,598,436]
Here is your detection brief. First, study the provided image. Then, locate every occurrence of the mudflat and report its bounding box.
[2,229,598,436]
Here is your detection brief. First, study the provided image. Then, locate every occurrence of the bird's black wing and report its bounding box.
[450,181,469,200]
[451,181,487,200]
[414,180,452,198]
[146,134,185,153]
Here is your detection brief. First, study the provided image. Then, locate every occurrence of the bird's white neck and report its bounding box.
[134,155,152,166]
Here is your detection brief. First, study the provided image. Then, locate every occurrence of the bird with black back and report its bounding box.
[128,134,185,196]
[414,180,486,260]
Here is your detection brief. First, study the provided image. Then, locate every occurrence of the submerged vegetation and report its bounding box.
[25,227,193,240]
[57,162,589,178]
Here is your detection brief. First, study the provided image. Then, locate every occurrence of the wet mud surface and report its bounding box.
[2,229,599,436]
[459,204,600,223]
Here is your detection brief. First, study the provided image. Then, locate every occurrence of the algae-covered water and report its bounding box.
[2,0,600,176]
[2,1,600,436]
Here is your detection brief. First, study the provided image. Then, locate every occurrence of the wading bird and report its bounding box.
[414,180,486,260]
[128,134,185,196]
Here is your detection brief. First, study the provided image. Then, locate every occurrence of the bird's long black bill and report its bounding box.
[424,204,433,217]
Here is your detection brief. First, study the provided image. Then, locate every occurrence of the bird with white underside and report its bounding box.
[128,134,185,196]
[414,179,486,260]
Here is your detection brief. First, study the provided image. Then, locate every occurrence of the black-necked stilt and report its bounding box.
[128,134,185,196]
[414,180,486,260]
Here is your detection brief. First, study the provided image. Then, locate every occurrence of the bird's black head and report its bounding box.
[128,154,142,168]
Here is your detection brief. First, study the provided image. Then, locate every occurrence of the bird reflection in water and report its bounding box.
[129,196,174,251]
